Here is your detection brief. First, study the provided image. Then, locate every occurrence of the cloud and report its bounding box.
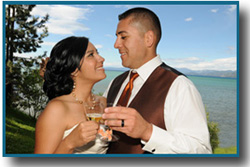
[228,5,236,12]
[165,57,201,64]
[228,46,236,51]
[95,44,103,49]
[163,57,236,71]
[105,34,114,38]
[31,5,93,35]
[211,9,219,13]
[42,41,57,47]
[185,17,193,22]
[226,46,236,54]
[14,53,34,59]
[114,5,134,9]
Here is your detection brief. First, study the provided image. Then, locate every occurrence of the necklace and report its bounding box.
[87,94,96,110]
[71,91,96,109]
[71,81,96,108]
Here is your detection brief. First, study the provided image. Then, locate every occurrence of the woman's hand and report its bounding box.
[63,121,99,151]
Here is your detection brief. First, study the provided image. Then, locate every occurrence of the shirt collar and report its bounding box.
[131,55,162,81]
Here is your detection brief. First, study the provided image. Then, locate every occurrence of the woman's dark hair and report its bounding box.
[43,36,89,100]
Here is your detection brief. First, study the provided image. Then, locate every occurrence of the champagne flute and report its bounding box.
[84,98,119,142]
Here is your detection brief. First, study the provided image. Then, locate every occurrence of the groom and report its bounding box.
[102,7,212,154]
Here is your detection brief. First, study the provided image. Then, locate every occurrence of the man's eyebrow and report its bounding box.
[116,31,127,36]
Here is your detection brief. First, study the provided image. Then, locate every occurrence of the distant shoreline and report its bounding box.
[186,74,237,80]
[104,68,237,79]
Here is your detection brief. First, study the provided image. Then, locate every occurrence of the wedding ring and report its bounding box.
[121,119,124,127]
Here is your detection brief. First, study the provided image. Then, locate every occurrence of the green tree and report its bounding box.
[5,5,49,107]
[11,55,48,119]
[5,5,49,62]
[207,111,220,153]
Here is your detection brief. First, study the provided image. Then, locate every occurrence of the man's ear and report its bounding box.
[71,68,79,77]
[145,30,155,47]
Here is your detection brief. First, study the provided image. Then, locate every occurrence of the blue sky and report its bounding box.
[16,3,237,71]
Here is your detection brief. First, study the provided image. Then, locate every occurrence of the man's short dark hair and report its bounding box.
[118,7,162,44]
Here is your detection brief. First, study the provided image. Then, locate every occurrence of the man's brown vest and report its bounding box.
[107,63,183,154]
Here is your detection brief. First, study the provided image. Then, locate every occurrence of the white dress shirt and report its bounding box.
[103,55,212,154]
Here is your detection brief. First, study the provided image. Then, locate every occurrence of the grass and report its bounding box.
[4,107,237,155]
[214,146,237,154]
[5,107,36,154]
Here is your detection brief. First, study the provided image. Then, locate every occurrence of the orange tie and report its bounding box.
[117,72,139,107]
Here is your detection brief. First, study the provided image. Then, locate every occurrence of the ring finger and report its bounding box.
[105,119,125,127]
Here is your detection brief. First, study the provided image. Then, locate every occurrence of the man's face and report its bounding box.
[114,17,148,69]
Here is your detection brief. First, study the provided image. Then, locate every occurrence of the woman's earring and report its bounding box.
[73,80,76,90]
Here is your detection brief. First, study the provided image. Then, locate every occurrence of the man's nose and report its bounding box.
[114,38,121,49]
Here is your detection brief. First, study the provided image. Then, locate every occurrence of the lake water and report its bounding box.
[93,70,237,148]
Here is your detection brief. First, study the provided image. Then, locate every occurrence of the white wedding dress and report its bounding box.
[63,124,108,154]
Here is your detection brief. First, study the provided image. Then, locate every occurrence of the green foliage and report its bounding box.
[7,55,48,118]
[206,111,220,153]
[5,5,49,62]
[5,107,36,154]
[5,5,49,117]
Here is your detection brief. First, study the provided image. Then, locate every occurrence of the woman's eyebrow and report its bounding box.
[86,50,94,54]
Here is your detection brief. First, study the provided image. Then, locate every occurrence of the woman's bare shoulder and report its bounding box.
[36,98,69,125]
[45,99,68,114]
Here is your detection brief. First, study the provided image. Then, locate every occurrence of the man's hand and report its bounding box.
[39,57,50,78]
[102,106,152,142]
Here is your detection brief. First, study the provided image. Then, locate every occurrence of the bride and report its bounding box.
[34,36,108,154]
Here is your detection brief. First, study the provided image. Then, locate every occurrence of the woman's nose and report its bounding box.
[97,54,105,62]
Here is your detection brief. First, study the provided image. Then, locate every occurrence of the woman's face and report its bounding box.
[77,42,106,83]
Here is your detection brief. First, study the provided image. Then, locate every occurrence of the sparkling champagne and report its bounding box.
[86,113,104,124]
